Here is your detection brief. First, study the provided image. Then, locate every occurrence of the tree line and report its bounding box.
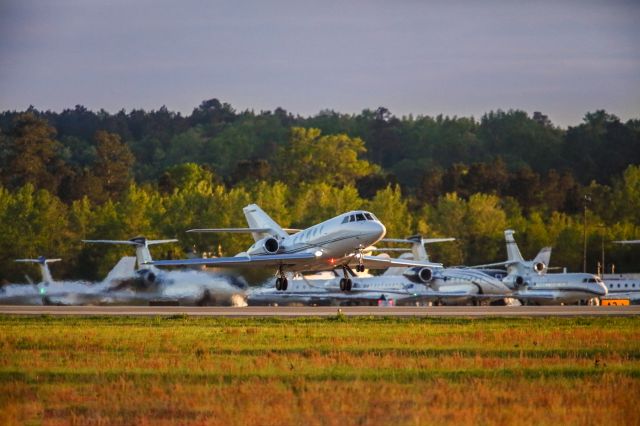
[0,100,638,282]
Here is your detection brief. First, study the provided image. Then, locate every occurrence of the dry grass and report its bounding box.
[0,315,638,425]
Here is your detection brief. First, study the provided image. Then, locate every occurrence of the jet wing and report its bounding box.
[357,255,442,270]
[150,252,320,268]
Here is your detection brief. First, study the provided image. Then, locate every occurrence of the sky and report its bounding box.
[0,0,638,127]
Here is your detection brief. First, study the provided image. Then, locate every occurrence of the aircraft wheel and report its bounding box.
[339,278,346,291]
[346,279,353,292]
[282,278,288,291]
[275,278,282,291]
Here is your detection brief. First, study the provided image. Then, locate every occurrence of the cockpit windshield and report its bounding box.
[341,211,378,224]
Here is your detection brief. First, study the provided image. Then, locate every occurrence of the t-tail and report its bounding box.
[380,235,455,262]
[504,230,551,275]
[15,256,61,285]
[187,204,297,243]
[82,237,178,270]
[242,204,289,242]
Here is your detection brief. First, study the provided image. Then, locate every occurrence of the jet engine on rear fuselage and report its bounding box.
[403,267,434,284]
[514,275,529,288]
[532,262,546,274]
[247,237,280,255]
[136,268,160,289]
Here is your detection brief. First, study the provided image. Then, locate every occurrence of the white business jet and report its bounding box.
[152,204,441,291]
[474,230,607,304]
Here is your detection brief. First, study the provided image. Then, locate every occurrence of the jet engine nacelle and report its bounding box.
[514,276,528,287]
[136,268,158,288]
[247,237,280,255]
[533,262,546,274]
[403,267,434,284]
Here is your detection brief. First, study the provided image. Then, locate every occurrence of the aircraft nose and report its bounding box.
[374,221,386,240]
[595,282,608,296]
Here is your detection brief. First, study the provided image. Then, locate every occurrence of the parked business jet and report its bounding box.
[152,204,441,291]
[82,237,248,306]
[378,235,513,303]
[601,240,640,303]
[248,235,511,306]
[475,230,607,304]
[2,256,136,305]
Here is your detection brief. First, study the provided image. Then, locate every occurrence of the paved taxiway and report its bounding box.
[0,305,638,317]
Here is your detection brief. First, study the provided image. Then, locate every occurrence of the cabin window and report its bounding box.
[349,215,356,222]
[356,213,366,221]
[364,213,373,220]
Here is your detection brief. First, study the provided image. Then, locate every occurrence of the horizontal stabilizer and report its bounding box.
[613,240,640,244]
[83,238,178,247]
[382,237,455,244]
[15,257,61,265]
[188,228,302,234]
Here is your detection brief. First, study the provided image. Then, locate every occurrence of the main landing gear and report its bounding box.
[340,266,353,292]
[275,267,288,291]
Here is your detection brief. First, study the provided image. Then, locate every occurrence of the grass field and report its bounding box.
[0,315,639,425]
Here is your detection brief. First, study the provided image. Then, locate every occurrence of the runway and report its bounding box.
[0,305,638,317]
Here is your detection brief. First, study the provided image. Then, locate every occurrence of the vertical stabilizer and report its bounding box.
[407,235,429,261]
[15,257,61,285]
[504,230,524,263]
[243,204,288,242]
[102,256,137,284]
[533,247,552,266]
[83,237,178,270]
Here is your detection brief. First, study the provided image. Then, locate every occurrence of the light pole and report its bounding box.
[582,195,591,273]
[598,224,606,277]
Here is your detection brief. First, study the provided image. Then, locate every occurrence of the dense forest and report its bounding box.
[0,99,639,282]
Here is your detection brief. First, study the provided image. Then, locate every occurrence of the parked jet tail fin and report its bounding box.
[381,235,455,262]
[533,247,552,266]
[102,256,137,284]
[15,256,61,285]
[504,230,524,263]
[243,204,289,242]
[83,237,178,269]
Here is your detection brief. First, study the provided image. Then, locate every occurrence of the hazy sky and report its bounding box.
[1,0,638,127]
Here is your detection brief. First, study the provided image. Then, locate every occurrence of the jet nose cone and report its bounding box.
[374,221,386,240]
[595,282,608,296]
